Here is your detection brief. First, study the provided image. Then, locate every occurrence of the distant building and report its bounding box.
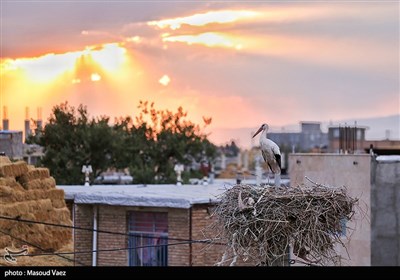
[0,129,44,164]
[267,122,399,157]
[328,125,400,155]
[327,125,368,153]
[364,139,400,155]
[0,130,23,159]
[22,143,44,165]
[268,122,328,153]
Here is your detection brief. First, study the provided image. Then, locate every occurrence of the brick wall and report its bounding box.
[74,204,192,266]
[74,204,93,266]
[191,205,222,266]
[73,203,245,266]
[97,205,127,266]
[168,208,190,266]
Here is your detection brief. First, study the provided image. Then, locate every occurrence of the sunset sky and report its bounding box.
[1,1,399,147]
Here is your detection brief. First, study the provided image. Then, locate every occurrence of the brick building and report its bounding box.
[59,184,230,266]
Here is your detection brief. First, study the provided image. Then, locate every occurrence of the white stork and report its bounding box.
[252,123,281,187]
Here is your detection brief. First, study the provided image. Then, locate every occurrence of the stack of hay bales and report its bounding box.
[0,156,72,252]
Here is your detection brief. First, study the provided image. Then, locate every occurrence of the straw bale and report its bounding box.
[46,188,64,200]
[0,177,24,192]
[18,168,50,184]
[10,224,32,238]
[36,228,70,251]
[12,183,25,192]
[51,199,66,209]
[0,177,15,186]
[0,161,28,178]
[0,156,11,166]
[0,235,12,248]
[34,210,51,222]
[0,195,15,204]
[0,185,12,197]
[22,179,41,190]
[43,177,56,189]
[25,199,53,213]
[0,166,72,253]
[27,165,35,171]
[15,190,33,201]
[0,218,16,230]
[22,177,56,190]
[51,208,71,222]
[0,202,30,217]
[1,190,32,203]
[20,189,47,201]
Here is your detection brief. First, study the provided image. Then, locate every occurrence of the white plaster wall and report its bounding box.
[289,153,371,266]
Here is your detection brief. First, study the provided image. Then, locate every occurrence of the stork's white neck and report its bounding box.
[261,128,268,138]
[259,128,268,145]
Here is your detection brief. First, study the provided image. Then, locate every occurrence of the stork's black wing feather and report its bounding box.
[274,153,281,170]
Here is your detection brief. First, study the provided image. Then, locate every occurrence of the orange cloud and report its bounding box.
[148,10,259,30]
[163,32,243,50]
[151,6,395,73]
[1,43,127,84]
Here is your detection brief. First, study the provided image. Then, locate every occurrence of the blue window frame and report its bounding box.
[128,212,168,266]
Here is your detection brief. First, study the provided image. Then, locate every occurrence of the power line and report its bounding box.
[0,214,226,265]
[0,215,226,246]
[1,240,196,258]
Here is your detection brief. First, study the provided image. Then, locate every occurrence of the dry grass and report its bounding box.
[209,181,359,266]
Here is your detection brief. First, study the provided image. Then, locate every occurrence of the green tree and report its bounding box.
[128,101,217,184]
[35,102,118,184]
[32,101,217,185]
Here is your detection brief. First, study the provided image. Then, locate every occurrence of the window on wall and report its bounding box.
[333,128,340,138]
[128,212,168,266]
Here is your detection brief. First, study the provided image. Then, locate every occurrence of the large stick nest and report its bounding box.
[210,182,359,266]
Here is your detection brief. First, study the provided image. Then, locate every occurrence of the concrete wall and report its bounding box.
[289,153,371,266]
[371,158,400,266]
[0,131,23,159]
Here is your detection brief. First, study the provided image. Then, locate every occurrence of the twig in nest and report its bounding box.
[209,182,360,266]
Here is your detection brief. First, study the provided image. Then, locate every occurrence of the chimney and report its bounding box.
[37,107,43,131]
[25,107,31,140]
[2,106,9,130]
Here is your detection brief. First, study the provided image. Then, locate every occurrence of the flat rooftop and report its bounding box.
[57,178,289,209]
[58,182,233,209]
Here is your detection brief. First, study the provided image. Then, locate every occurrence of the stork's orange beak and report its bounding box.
[252,126,263,138]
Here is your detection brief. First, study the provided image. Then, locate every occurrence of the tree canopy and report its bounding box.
[29,101,217,185]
